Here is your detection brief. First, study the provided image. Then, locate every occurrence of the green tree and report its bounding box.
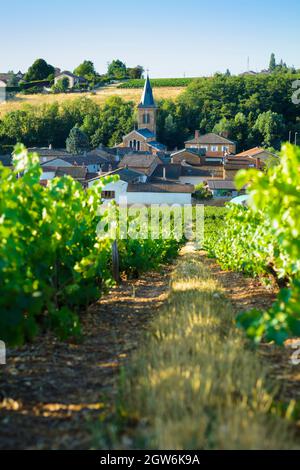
[107,60,127,79]
[74,60,96,79]
[127,66,144,79]
[24,59,55,82]
[52,77,70,93]
[66,126,90,154]
[269,53,276,72]
[253,111,285,148]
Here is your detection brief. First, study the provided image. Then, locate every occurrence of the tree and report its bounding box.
[127,66,144,79]
[253,111,285,148]
[107,60,127,79]
[24,59,55,82]
[66,126,90,154]
[269,53,276,72]
[74,60,96,79]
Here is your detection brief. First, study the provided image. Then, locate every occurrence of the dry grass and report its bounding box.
[0,86,185,116]
[114,245,298,450]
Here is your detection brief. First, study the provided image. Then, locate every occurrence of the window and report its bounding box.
[101,191,116,200]
[200,145,208,150]
[222,146,229,152]
[143,113,150,124]
[211,145,218,152]
[137,141,140,151]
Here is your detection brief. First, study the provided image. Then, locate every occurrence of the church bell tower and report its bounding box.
[137,75,158,137]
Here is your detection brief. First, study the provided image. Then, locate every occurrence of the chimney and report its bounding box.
[162,167,166,180]
[49,143,52,150]
[195,130,200,139]
[256,157,261,169]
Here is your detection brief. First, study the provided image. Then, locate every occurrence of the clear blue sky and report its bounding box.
[1,0,299,77]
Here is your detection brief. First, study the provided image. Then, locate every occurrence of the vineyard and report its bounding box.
[117,77,197,88]
[1,144,300,450]
[206,144,300,345]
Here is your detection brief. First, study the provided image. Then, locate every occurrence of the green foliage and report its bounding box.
[107,60,127,79]
[66,126,90,154]
[208,144,300,344]
[0,146,183,346]
[52,77,70,93]
[24,58,55,82]
[74,60,96,80]
[118,78,195,88]
[193,183,213,200]
[0,96,134,150]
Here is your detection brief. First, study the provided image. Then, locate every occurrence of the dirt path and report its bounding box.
[0,266,172,450]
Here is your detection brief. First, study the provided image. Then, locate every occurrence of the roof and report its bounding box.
[0,155,13,166]
[185,132,235,145]
[235,147,271,157]
[152,163,182,180]
[207,180,238,190]
[147,141,166,151]
[55,166,87,179]
[127,182,193,193]
[138,75,156,108]
[28,147,70,158]
[180,166,212,177]
[119,153,160,169]
[55,71,88,83]
[171,148,206,157]
[136,128,156,139]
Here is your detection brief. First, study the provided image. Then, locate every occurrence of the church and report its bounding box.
[119,76,166,155]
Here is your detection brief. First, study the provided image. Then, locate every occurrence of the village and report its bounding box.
[0,75,276,205]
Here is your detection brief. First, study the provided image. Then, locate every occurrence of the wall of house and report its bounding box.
[41,171,56,180]
[125,192,192,205]
[185,143,236,155]
[88,179,128,204]
[179,176,207,185]
[172,152,203,165]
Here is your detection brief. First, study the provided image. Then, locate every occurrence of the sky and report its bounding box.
[1,0,299,77]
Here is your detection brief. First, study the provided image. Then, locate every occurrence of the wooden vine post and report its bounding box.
[112,239,120,283]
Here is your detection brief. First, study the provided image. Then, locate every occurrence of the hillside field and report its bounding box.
[0,85,185,116]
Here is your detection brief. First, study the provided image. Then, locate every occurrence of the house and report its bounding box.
[234,147,277,163]
[207,180,245,198]
[54,71,88,89]
[223,155,262,180]
[185,131,236,157]
[88,166,194,205]
[40,165,88,184]
[28,147,71,163]
[0,154,12,168]
[118,152,162,178]
[0,78,7,103]
[120,76,166,154]
[170,148,206,165]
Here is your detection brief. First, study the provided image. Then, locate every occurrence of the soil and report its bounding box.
[1,252,299,450]
[0,266,172,450]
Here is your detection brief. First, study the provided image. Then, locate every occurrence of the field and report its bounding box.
[118,77,197,88]
[1,145,300,450]
[0,85,185,116]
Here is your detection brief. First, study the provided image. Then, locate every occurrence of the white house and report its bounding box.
[87,168,193,205]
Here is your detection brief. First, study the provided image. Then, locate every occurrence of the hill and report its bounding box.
[0,84,185,117]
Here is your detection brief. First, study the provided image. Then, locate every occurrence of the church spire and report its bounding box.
[138,75,156,108]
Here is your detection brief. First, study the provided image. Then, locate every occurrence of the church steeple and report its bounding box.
[137,75,157,137]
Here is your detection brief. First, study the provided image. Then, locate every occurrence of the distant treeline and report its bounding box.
[1,72,300,153]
